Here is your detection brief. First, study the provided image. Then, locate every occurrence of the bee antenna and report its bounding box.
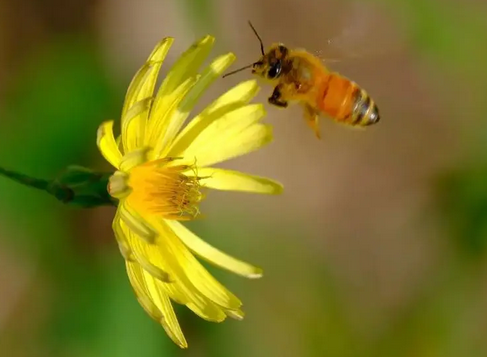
[248,21,265,56]
[222,63,255,78]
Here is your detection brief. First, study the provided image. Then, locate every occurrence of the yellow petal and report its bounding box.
[122,37,174,117]
[119,147,150,172]
[160,279,189,305]
[119,203,158,244]
[153,53,237,159]
[179,104,272,167]
[178,53,236,115]
[120,221,190,303]
[156,218,242,310]
[120,219,229,321]
[146,76,200,159]
[192,167,283,195]
[112,213,134,261]
[126,261,188,348]
[141,269,188,347]
[226,309,245,320]
[96,121,122,169]
[166,220,263,279]
[155,35,214,104]
[121,38,173,153]
[154,52,235,150]
[116,135,123,156]
[167,80,260,157]
[121,97,153,154]
[114,217,171,282]
[186,301,226,322]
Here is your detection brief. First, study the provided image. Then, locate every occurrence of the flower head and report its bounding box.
[97,35,282,348]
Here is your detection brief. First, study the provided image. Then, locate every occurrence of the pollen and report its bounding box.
[123,159,204,220]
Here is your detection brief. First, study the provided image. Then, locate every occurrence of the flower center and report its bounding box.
[109,159,204,220]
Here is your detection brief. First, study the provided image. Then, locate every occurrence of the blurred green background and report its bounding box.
[1,0,486,356]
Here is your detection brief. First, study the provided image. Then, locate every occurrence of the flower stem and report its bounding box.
[0,166,50,191]
[0,165,116,208]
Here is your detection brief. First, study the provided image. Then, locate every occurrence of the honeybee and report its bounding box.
[223,22,380,139]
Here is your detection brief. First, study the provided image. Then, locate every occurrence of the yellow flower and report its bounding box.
[96,35,282,348]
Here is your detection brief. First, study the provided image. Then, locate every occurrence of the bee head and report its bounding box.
[252,44,288,80]
[222,22,289,80]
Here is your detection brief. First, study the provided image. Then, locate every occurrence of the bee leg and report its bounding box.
[303,104,321,139]
[268,85,288,108]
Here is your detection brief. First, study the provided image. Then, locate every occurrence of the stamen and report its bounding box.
[126,158,205,220]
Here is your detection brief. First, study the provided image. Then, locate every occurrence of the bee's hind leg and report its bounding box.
[268,85,288,108]
[303,104,321,139]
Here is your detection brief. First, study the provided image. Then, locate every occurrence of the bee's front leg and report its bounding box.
[268,85,288,108]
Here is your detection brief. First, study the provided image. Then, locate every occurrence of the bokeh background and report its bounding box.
[1,0,486,356]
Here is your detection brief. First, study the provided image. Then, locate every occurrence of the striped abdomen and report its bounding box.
[318,73,380,127]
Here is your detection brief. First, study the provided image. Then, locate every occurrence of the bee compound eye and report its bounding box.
[267,61,282,79]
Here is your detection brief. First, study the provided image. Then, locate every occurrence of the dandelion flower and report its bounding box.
[96,35,282,348]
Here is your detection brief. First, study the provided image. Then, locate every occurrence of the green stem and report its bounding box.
[0,165,116,208]
[0,166,50,192]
